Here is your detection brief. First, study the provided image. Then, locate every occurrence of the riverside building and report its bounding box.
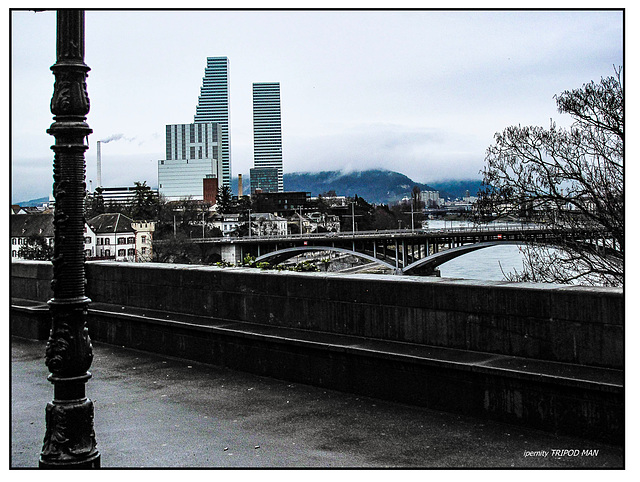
[158,123,223,201]
[253,82,283,192]
[194,57,231,188]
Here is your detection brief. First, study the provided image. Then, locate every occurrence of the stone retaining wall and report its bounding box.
[11,260,623,369]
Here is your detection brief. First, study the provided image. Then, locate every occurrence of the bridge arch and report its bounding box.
[401,241,522,275]
[254,246,400,273]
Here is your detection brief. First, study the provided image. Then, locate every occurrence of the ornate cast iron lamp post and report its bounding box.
[39,9,100,468]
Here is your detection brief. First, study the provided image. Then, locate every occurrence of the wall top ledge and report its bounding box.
[11,259,50,266]
[76,260,624,295]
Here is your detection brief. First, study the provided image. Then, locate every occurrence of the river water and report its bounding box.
[421,220,527,281]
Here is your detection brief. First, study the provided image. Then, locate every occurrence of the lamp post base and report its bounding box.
[39,387,100,469]
[39,454,101,469]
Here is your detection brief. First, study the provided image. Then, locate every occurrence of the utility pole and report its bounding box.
[403,201,417,231]
[352,202,355,233]
[411,202,415,231]
[299,207,303,236]
[40,9,100,468]
[342,201,362,235]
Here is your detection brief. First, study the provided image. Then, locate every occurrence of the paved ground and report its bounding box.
[11,337,624,469]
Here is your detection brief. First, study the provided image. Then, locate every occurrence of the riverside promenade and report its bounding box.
[11,337,623,469]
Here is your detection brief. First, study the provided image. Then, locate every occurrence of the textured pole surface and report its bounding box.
[40,9,100,468]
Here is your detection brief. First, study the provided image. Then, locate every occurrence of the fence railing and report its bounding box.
[187,222,556,243]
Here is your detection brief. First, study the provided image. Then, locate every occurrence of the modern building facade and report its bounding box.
[194,57,231,188]
[255,191,310,215]
[252,82,283,192]
[158,123,223,201]
[250,167,280,194]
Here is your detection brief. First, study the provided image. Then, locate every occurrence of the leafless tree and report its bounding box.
[481,67,623,286]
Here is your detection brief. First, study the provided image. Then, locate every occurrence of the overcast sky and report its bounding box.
[10,8,623,202]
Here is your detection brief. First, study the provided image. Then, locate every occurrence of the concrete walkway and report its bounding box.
[11,337,623,469]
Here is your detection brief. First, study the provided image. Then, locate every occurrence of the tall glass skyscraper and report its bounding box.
[252,82,283,192]
[194,57,231,188]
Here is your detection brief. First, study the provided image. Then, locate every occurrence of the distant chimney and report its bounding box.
[96,141,102,188]
[238,174,243,196]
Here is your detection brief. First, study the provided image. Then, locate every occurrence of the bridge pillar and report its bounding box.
[221,244,242,265]
[394,241,399,270]
[402,240,406,268]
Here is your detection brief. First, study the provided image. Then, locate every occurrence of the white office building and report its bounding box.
[194,57,231,188]
[421,190,442,207]
[158,123,223,201]
[253,82,283,192]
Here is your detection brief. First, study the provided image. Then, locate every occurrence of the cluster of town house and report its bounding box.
[10,203,341,263]
[208,211,340,238]
[10,207,155,262]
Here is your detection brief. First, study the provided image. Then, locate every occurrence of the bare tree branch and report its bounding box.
[480,68,623,286]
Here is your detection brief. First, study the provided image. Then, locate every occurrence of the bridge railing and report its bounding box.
[189,222,549,243]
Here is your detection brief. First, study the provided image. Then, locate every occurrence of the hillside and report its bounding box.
[16,171,483,207]
[13,196,49,207]
[236,169,482,205]
[284,170,434,205]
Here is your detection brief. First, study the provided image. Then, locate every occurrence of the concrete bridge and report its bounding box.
[254,240,527,275]
[185,224,610,274]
